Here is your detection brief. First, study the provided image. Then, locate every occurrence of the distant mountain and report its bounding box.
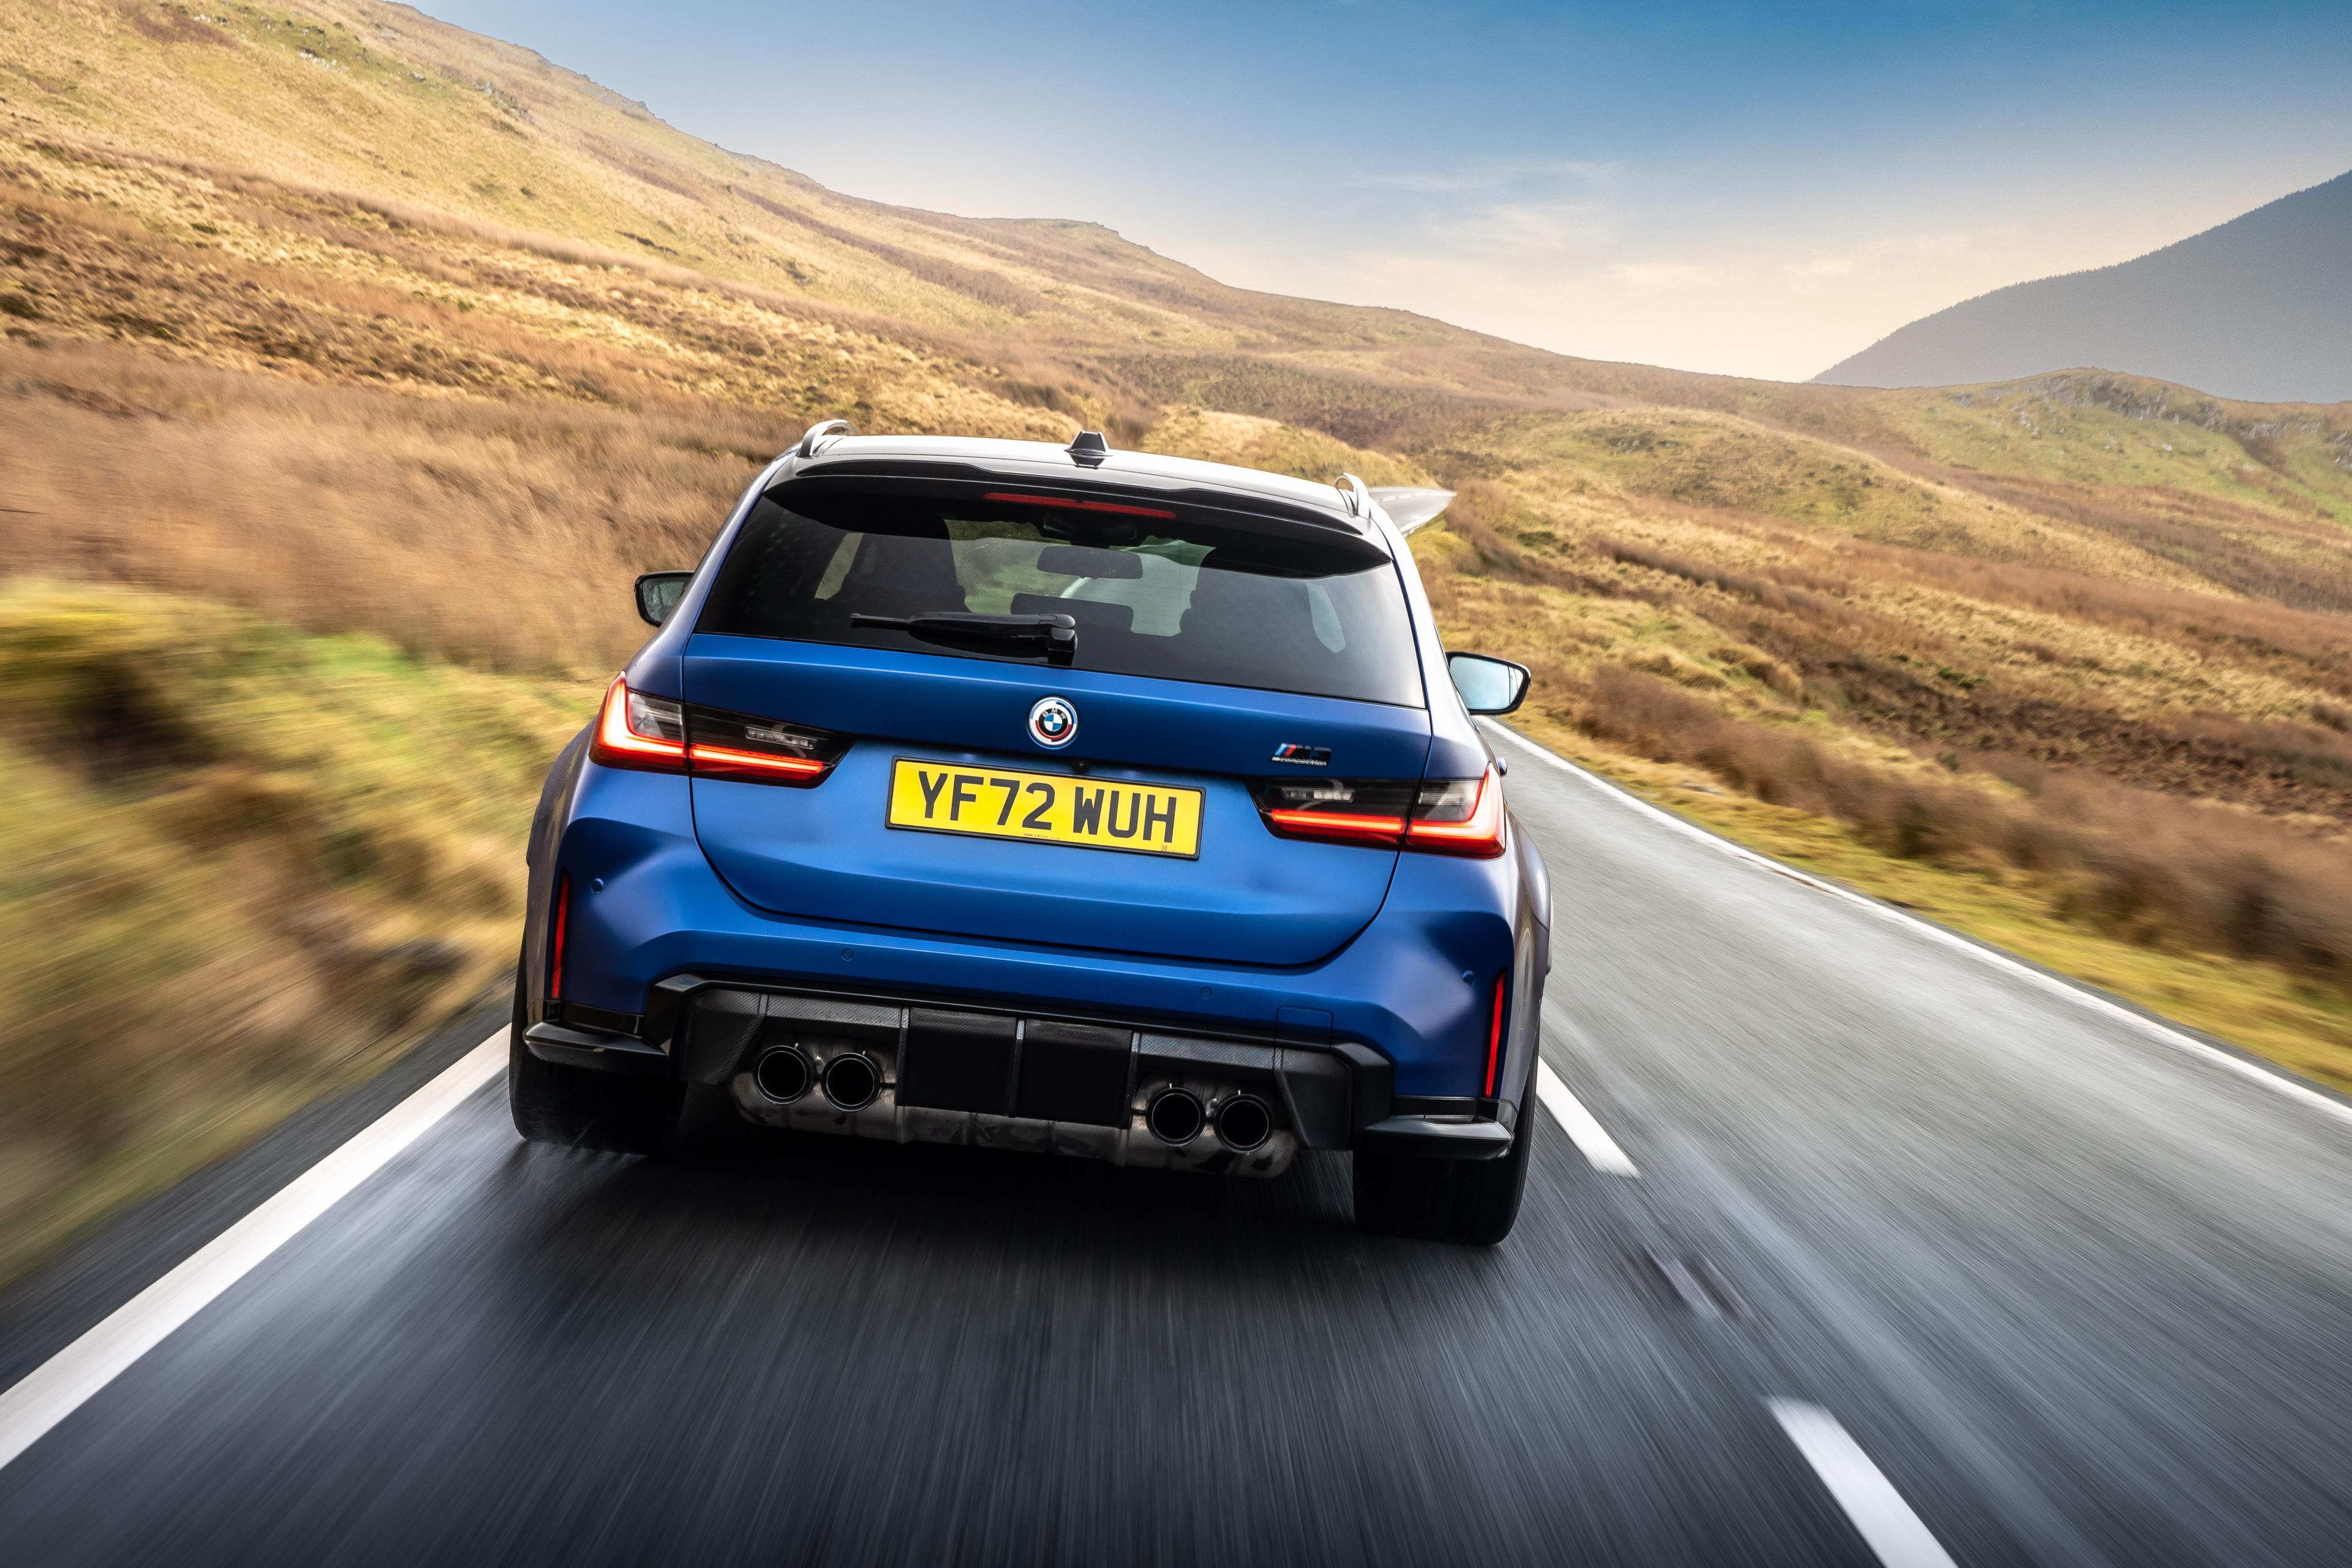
[1815,170,2352,404]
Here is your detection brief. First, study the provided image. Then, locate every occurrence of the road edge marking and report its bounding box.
[0,1030,508,1474]
[1768,1400,1959,1568]
[1536,1059,1638,1176]
[1487,720,2352,1133]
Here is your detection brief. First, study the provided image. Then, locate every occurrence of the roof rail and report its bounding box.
[1333,472,1368,517]
[795,418,853,459]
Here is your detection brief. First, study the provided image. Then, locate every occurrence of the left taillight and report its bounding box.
[589,676,843,786]
[684,706,841,785]
[590,676,687,771]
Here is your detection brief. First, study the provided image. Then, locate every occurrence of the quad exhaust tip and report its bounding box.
[821,1052,881,1111]
[1145,1088,1205,1146]
[753,1046,812,1104]
[1216,1093,1273,1153]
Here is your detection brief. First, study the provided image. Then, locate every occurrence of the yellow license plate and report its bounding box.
[886,758,1203,858]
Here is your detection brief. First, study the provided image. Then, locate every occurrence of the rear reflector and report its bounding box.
[1483,973,1506,1096]
[549,873,571,1001]
[981,490,1177,520]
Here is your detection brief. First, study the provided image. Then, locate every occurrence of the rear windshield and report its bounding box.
[697,484,1425,707]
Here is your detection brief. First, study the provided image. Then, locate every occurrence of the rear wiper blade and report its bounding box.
[850,611,1077,666]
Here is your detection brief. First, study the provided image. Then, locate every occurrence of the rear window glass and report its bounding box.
[697,485,1425,707]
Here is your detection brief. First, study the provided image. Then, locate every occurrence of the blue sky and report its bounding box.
[430,1,2352,381]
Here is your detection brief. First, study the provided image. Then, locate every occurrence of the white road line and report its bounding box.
[0,1031,507,1474]
[1485,720,2352,1133]
[1768,1400,1959,1568]
[1536,1059,1639,1176]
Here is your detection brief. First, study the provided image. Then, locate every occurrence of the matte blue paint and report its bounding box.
[680,634,1431,965]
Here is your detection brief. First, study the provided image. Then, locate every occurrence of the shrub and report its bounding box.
[1578,667,2352,986]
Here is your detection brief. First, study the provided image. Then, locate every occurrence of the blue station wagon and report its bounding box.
[513,423,1551,1242]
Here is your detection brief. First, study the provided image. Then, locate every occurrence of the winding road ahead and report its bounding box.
[6,723,2352,1566]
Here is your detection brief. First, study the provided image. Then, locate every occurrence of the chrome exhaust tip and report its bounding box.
[821,1052,881,1110]
[753,1046,813,1104]
[1145,1087,1205,1146]
[1215,1093,1274,1153]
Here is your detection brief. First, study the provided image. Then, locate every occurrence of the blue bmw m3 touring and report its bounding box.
[514,421,1551,1242]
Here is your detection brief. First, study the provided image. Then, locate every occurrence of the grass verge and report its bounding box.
[1508,714,2352,1097]
[0,581,592,1286]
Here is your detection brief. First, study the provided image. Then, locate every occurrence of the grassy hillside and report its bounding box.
[1410,396,2352,1088]
[6,0,2352,1276]
[1814,168,2352,404]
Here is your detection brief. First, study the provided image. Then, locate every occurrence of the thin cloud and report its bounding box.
[1610,261,1727,296]
[1354,157,1621,195]
[1454,198,1624,256]
[1781,225,2022,292]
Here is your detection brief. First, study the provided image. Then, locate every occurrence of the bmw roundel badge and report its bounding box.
[1028,695,1078,749]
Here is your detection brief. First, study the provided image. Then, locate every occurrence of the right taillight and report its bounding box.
[588,676,845,786]
[1404,766,1507,858]
[1253,764,1506,858]
[1255,777,1414,848]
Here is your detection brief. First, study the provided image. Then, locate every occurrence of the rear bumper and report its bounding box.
[530,978,1520,1164]
[526,761,1550,1165]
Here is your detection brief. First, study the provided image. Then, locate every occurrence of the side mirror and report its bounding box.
[1447,651,1531,715]
[635,571,693,627]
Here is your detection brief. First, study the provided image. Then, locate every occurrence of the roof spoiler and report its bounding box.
[794,418,853,459]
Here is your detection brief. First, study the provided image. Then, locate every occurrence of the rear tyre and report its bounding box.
[1352,1106,1536,1245]
[508,965,685,1155]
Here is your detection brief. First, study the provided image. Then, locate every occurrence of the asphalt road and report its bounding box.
[7,723,2352,1565]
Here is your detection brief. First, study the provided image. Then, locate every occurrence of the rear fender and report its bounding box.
[521,742,704,1028]
[1370,848,1523,1099]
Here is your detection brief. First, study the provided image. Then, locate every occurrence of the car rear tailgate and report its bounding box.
[683,636,1430,966]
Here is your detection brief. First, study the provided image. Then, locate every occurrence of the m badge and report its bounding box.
[1270,744,1330,767]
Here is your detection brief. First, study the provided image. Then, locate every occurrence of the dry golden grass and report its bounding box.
[1410,413,2352,1055]
[2,341,783,669]
[1140,407,1435,488]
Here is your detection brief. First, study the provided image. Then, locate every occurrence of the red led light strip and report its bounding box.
[1264,808,1406,842]
[686,743,827,777]
[981,491,1176,519]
